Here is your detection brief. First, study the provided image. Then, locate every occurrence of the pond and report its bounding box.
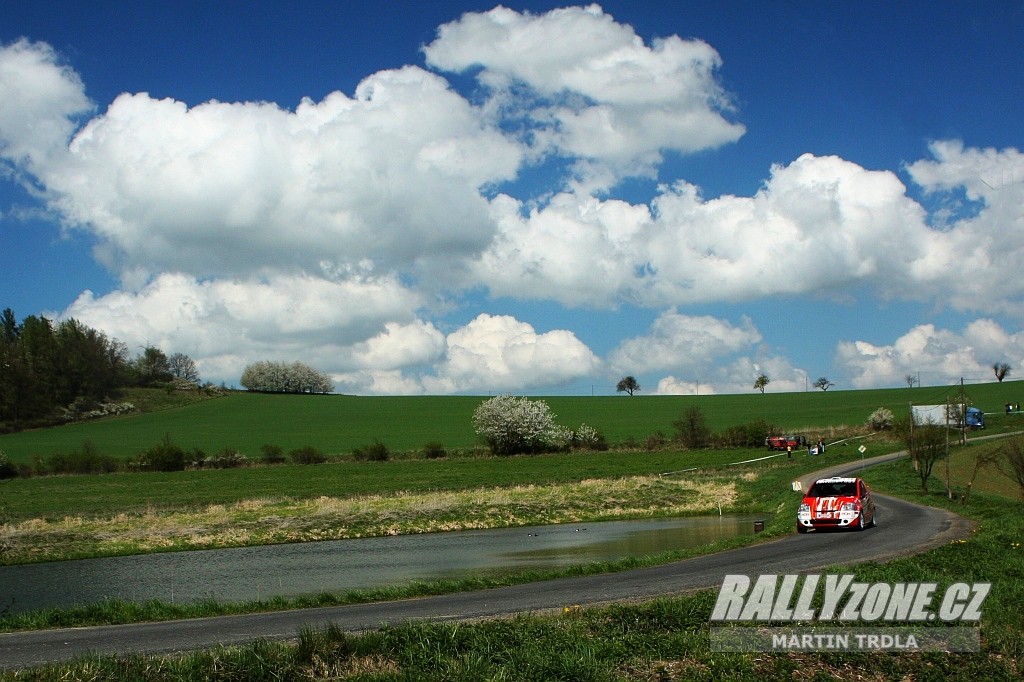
[0,514,768,615]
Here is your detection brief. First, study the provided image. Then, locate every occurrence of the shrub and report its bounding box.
[189,448,207,467]
[715,419,775,448]
[171,378,199,391]
[572,424,608,451]
[867,407,894,431]
[260,444,286,464]
[204,448,247,469]
[58,399,136,423]
[673,406,711,449]
[472,395,565,455]
[353,441,390,462]
[140,434,187,472]
[46,441,120,475]
[290,445,326,465]
[545,424,574,453]
[421,442,448,459]
[0,451,16,479]
[643,432,667,451]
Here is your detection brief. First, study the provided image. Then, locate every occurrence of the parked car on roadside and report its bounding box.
[766,434,806,450]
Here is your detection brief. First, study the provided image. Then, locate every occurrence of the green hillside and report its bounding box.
[1,380,1022,464]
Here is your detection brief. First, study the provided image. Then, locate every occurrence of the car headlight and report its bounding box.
[799,503,810,513]
[840,502,860,512]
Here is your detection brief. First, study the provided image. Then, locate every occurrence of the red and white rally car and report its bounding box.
[797,476,876,533]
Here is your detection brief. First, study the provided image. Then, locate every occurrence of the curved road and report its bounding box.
[0,452,972,669]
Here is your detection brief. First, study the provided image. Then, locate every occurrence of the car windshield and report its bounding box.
[808,481,857,497]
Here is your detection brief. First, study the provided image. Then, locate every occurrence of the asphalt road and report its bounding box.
[0,452,972,669]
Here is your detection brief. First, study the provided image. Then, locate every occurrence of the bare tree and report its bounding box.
[905,374,918,388]
[167,353,199,383]
[673,405,711,449]
[961,448,1001,505]
[753,374,769,394]
[813,377,834,391]
[997,436,1024,497]
[993,362,1012,383]
[909,424,946,493]
[616,376,640,396]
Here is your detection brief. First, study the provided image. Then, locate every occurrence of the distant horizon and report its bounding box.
[178,375,1024,398]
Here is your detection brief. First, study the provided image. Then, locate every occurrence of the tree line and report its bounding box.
[0,308,198,431]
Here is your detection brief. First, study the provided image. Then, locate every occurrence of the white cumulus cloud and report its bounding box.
[609,309,762,375]
[477,154,928,308]
[333,313,601,395]
[836,320,1024,389]
[59,272,427,382]
[45,66,520,286]
[904,141,1024,314]
[421,313,601,394]
[423,4,745,189]
[0,38,93,172]
[654,376,715,396]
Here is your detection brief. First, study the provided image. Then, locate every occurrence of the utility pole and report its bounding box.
[909,400,918,470]
[945,394,952,500]
[959,378,968,446]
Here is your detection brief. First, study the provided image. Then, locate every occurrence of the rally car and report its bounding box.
[796,476,876,533]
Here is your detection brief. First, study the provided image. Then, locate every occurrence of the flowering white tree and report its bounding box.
[867,407,894,431]
[473,395,566,455]
[571,423,606,450]
[240,360,333,394]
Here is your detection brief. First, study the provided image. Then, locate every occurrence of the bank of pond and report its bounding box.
[0,513,768,615]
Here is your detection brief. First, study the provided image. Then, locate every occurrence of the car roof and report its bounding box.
[805,477,862,496]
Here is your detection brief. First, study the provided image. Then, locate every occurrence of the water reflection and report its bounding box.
[0,514,768,615]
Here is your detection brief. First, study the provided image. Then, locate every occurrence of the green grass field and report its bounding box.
[0,448,775,522]
[2,380,1022,464]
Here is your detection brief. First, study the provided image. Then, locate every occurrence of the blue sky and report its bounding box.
[2,1,1023,395]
